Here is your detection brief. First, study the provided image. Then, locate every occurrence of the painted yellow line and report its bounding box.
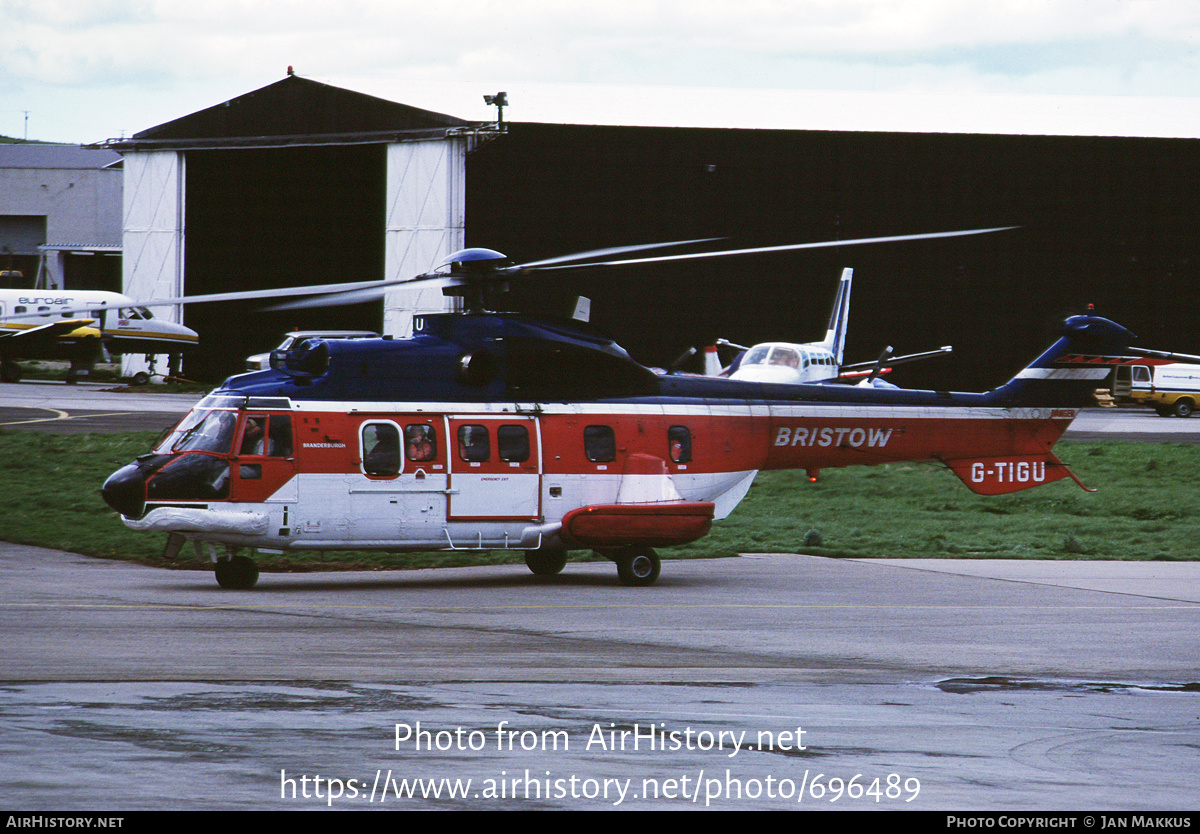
[0,410,135,427]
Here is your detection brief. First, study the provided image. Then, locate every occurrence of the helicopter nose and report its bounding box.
[101,463,148,519]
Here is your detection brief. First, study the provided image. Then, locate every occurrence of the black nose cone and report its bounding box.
[101,463,148,519]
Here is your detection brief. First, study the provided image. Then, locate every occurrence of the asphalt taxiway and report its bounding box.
[1,383,1198,810]
[2,544,1198,810]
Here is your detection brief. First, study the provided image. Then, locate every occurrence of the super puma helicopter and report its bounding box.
[101,227,1133,589]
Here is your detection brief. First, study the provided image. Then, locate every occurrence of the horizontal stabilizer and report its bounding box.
[943,453,1093,495]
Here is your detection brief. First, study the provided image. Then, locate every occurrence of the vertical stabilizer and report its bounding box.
[820,268,853,365]
[987,314,1137,408]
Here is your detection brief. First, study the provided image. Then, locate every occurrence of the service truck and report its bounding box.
[1113,360,1200,417]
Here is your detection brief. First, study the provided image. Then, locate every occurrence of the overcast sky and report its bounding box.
[3,0,1200,143]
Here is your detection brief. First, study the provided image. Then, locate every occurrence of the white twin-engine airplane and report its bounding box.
[0,290,198,382]
[98,228,1130,591]
[712,268,952,386]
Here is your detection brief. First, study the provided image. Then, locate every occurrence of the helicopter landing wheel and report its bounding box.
[524,546,568,576]
[214,554,259,589]
[615,546,661,587]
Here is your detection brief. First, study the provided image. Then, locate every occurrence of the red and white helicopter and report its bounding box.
[101,228,1132,589]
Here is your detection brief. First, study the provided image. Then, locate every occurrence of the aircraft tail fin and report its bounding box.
[943,450,1095,495]
[703,344,723,376]
[986,314,1137,409]
[819,268,853,366]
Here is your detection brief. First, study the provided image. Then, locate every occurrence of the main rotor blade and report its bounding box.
[508,238,723,271]
[140,278,412,308]
[530,227,1020,271]
[261,277,459,312]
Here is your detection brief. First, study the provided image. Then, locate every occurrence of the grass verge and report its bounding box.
[1,430,1195,572]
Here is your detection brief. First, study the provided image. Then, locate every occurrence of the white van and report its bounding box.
[1112,362,1200,417]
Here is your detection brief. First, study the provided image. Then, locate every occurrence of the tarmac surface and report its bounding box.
[1,381,1198,811]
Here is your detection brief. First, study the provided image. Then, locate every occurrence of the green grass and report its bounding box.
[678,440,1200,562]
[1,429,1196,573]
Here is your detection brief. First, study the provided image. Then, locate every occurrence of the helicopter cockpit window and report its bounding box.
[497,425,530,462]
[668,426,692,463]
[171,409,239,454]
[362,423,400,477]
[584,425,616,463]
[458,425,490,462]
[404,425,437,462]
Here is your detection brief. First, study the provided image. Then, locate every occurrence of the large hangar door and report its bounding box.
[383,138,466,337]
[122,151,184,379]
[182,145,387,381]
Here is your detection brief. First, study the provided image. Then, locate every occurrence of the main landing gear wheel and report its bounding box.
[615,546,661,587]
[525,547,568,576]
[214,554,259,589]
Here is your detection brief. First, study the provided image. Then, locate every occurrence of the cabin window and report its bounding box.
[769,347,800,368]
[584,425,616,462]
[458,425,490,462]
[239,414,293,457]
[668,426,692,463]
[497,425,531,462]
[362,423,400,476]
[744,346,769,366]
[1133,366,1152,383]
[404,425,437,462]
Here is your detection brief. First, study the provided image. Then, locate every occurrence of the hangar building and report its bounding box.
[0,143,123,291]
[111,76,1200,387]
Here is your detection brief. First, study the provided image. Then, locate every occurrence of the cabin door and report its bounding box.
[446,415,541,520]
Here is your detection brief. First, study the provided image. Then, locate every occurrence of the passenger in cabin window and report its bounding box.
[405,425,436,462]
[458,425,490,462]
[240,417,268,455]
[363,424,400,476]
[668,426,692,463]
